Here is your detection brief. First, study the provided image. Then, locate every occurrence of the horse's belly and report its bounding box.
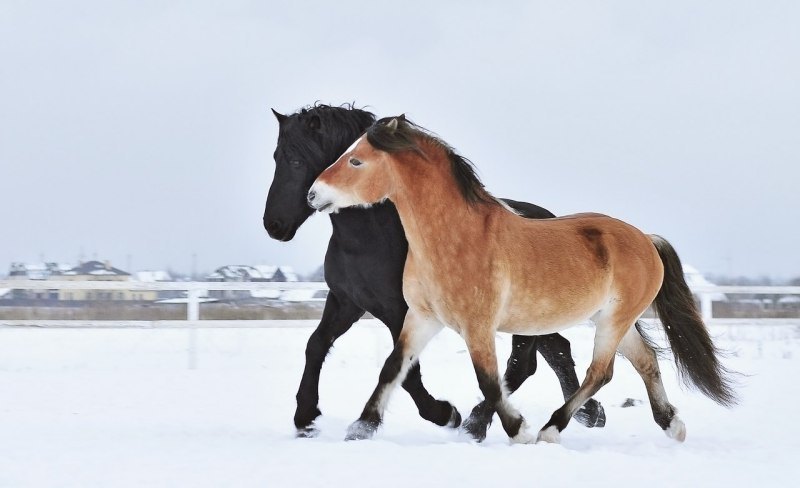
[497,296,603,335]
[497,317,586,335]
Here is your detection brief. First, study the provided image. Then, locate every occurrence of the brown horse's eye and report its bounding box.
[349,158,363,167]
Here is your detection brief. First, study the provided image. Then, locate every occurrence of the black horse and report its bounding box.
[264,104,605,440]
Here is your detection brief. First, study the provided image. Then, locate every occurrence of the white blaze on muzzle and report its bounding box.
[307,181,363,214]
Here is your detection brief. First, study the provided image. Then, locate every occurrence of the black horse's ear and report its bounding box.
[307,114,321,131]
[271,108,287,123]
[397,113,406,122]
[385,118,399,132]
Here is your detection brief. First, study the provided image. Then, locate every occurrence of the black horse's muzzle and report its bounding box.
[264,216,296,242]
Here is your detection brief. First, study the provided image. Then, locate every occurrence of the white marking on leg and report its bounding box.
[665,416,686,442]
[510,420,536,444]
[373,315,444,417]
[536,425,561,444]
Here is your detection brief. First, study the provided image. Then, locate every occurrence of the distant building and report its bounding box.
[205,264,298,299]
[134,270,181,299]
[3,260,161,302]
[683,264,727,301]
[55,261,143,301]
[6,262,72,300]
[134,270,172,283]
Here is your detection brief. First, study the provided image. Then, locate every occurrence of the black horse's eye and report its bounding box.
[289,160,302,168]
[349,157,363,167]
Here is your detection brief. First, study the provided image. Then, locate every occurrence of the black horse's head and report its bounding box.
[264,104,376,241]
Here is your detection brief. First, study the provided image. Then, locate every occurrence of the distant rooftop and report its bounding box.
[9,260,130,279]
[61,261,130,277]
[206,265,298,282]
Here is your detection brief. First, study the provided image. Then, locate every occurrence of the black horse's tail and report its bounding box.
[650,235,737,407]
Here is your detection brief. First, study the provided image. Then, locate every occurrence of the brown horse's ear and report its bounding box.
[386,118,399,132]
[271,108,287,123]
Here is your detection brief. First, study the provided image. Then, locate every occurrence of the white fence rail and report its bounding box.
[1,280,799,329]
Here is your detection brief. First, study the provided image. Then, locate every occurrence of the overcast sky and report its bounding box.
[1,0,798,279]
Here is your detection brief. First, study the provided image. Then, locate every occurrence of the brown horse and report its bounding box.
[307,116,736,444]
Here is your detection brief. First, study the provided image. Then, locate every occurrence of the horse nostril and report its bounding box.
[307,190,316,204]
[267,220,283,235]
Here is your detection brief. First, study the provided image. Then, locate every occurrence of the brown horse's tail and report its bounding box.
[650,235,737,407]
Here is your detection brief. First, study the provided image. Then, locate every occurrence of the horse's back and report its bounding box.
[493,210,663,333]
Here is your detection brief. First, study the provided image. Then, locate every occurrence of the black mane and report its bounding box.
[366,116,498,206]
[281,103,376,162]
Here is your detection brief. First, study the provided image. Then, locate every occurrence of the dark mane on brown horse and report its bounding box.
[366,116,499,206]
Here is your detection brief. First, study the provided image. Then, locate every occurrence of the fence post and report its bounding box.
[187,288,201,369]
[187,289,200,321]
[700,292,713,321]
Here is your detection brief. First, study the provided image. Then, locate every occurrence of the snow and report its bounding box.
[0,321,798,487]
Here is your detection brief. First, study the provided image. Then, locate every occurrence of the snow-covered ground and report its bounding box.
[0,321,798,487]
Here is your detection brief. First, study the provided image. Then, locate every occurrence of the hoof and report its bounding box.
[345,419,380,441]
[294,406,322,433]
[536,425,561,444]
[460,416,490,442]
[295,425,320,438]
[574,399,606,428]
[665,416,686,442]
[460,403,493,442]
[510,421,536,444]
[446,405,462,428]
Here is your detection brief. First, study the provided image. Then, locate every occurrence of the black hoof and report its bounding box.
[294,406,322,432]
[344,418,380,441]
[460,404,493,442]
[295,425,320,438]
[574,399,606,428]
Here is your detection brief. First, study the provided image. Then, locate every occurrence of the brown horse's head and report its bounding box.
[307,117,404,213]
[308,115,495,213]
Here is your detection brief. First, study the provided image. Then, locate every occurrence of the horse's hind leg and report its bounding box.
[295,291,364,437]
[345,312,443,441]
[537,323,626,443]
[464,330,534,443]
[377,309,460,429]
[617,326,686,441]
[462,335,537,441]
[537,334,607,428]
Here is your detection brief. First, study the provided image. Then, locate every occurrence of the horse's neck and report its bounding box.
[328,203,405,246]
[390,164,498,269]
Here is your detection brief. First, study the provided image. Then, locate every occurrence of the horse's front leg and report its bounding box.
[462,334,537,441]
[377,309,461,428]
[464,328,534,443]
[294,291,364,437]
[536,334,606,428]
[345,312,444,440]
